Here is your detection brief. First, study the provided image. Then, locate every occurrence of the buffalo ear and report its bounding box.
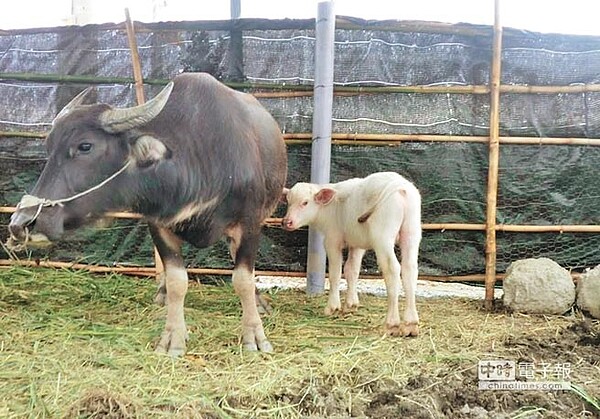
[314,188,336,205]
[130,135,170,167]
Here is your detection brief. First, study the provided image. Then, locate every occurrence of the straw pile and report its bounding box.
[0,267,597,418]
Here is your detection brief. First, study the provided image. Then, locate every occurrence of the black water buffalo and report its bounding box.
[8,72,288,356]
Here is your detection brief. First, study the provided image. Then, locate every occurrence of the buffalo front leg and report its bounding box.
[149,224,189,356]
[230,226,272,352]
[226,227,272,315]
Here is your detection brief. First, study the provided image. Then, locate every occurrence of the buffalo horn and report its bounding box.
[53,87,94,123]
[99,82,174,133]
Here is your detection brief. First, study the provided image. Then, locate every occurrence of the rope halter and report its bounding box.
[7,160,132,250]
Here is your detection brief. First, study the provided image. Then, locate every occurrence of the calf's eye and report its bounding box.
[301,200,309,207]
[77,142,93,153]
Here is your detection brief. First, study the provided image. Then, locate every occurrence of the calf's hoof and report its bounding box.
[385,321,419,337]
[343,302,360,313]
[324,304,342,316]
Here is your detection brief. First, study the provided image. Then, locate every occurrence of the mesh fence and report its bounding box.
[1,19,600,276]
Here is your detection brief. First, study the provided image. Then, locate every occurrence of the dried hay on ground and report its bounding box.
[0,267,598,418]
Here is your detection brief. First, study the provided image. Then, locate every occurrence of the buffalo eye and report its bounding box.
[301,200,309,207]
[77,142,93,154]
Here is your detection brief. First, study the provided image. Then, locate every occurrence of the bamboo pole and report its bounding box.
[124,8,164,282]
[5,129,600,148]
[5,71,600,96]
[284,133,600,146]
[0,259,498,282]
[484,0,503,310]
[125,9,145,104]
[0,259,584,284]
[4,205,600,233]
[5,130,600,148]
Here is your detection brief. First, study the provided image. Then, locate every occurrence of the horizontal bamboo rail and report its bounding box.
[1,206,599,233]
[3,72,600,96]
[3,131,600,148]
[0,258,503,282]
[0,259,583,283]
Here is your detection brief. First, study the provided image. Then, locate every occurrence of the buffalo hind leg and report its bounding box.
[154,271,167,306]
[230,226,272,352]
[149,224,189,357]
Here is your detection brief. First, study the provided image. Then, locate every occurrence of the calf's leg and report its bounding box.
[374,244,405,336]
[344,248,365,311]
[324,239,344,315]
[398,228,420,337]
[149,224,189,356]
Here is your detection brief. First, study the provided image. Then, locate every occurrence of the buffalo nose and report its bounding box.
[8,211,34,242]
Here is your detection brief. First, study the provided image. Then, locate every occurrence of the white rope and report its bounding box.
[15,160,132,224]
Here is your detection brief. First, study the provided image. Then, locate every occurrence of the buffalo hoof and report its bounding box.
[155,327,188,357]
[154,287,167,306]
[154,273,167,306]
[255,292,273,315]
[241,324,273,352]
[243,339,273,352]
[385,322,419,337]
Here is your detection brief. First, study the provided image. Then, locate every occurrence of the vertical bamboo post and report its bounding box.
[124,8,164,280]
[306,1,335,296]
[484,0,503,309]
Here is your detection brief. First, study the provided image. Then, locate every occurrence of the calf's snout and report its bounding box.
[281,217,295,231]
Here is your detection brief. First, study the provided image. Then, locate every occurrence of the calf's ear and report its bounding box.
[314,188,336,205]
[129,135,171,168]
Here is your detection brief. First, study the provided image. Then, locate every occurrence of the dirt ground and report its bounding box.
[259,314,600,419]
[362,319,600,419]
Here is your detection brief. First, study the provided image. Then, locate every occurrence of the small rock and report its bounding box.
[503,258,575,314]
[576,265,600,319]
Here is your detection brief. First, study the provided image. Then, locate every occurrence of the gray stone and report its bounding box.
[576,265,600,319]
[503,258,575,314]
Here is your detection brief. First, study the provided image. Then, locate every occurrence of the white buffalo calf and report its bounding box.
[282,171,422,337]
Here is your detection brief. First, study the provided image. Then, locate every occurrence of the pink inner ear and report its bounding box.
[315,188,336,205]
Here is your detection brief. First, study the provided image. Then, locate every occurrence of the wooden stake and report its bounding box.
[484,0,503,309]
[124,8,164,281]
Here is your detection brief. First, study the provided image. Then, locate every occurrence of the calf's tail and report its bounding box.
[357,177,417,224]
